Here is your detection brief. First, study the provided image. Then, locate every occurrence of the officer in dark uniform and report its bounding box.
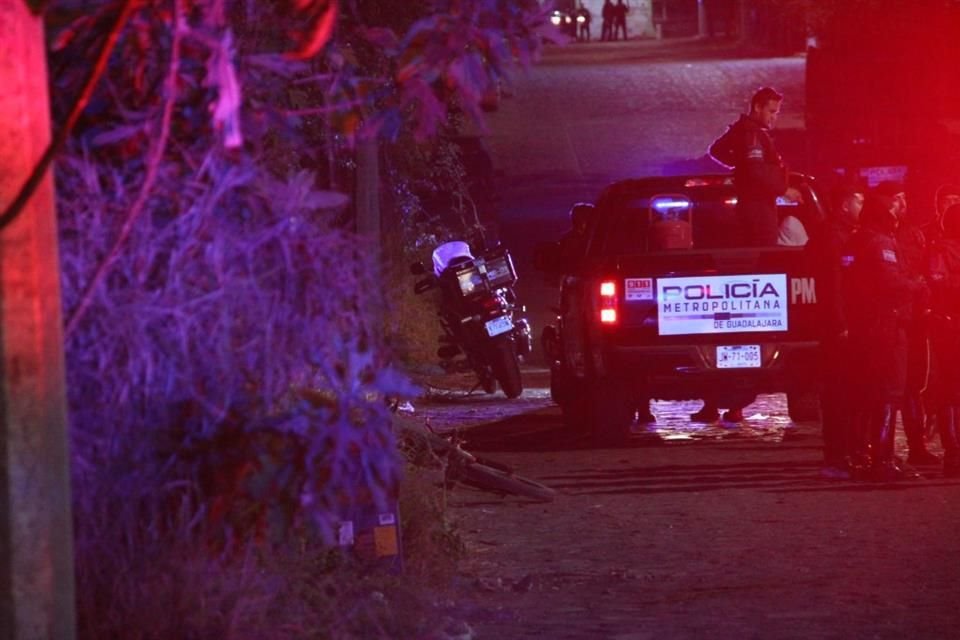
[848,193,929,481]
[808,181,864,478]
[926,202,960,476]
[875,181,941,465]
[709,87,802,246]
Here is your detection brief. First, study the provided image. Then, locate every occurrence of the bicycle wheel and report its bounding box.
[456,462,556,502]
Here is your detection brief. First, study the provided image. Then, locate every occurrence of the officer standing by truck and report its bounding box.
[848,193,929,481]
[809,181,864,478]
[709,87,802,246]
[876,181,942,466]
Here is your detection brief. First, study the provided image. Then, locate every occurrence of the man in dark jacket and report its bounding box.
[709,87,801,246]
[808,181,864,478]
[848,193,929,480]
[876,181,941,465]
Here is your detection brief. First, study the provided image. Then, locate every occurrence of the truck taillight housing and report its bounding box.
[599,280,618,325]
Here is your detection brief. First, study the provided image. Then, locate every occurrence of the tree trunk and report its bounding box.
[0,1,76,638]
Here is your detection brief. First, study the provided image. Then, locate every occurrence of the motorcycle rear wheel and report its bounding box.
[491,338,523,398]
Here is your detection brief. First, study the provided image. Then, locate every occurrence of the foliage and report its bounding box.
[44,0,557,634]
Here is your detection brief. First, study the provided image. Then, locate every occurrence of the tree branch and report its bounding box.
[65,0,183,339]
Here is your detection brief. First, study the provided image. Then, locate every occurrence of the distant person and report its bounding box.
[612,0,629,40]
[601,0,614,41]
[576,3,592,41]
[709,86,802,246]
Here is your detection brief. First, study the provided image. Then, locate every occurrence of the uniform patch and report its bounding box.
[625,278,654,301]
[882,249,898,263]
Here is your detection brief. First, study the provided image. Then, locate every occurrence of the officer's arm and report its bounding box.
[708,128,736,168]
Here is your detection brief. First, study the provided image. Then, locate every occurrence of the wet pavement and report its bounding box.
[417,366,804,444]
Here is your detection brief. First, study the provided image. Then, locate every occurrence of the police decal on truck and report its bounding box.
[656,274,788,336]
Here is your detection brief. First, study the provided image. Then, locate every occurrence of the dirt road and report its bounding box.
[415,369,960,639]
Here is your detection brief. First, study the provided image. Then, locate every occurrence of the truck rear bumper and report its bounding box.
[601,342,820,400]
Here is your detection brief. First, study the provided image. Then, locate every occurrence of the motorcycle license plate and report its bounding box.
[485,315,513,337]
[716,345,761,369]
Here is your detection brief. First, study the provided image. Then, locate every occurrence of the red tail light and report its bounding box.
[599,280,618,325]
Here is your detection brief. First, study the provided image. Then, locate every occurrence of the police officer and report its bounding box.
[709,87,802,246]
[926,202,960,476]
[848,193,928,481]
[875,181,941,465]
[808,181,864,478]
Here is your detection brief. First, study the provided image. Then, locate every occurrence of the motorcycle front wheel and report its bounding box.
[491,338,523,399]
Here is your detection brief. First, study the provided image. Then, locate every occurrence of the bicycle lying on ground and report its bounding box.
[393,414,556,503]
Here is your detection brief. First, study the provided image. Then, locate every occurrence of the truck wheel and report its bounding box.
[491,339,523,399]
[787,391,820,423]
[585,380,635,446]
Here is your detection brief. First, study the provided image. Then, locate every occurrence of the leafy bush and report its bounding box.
[44,0,556,635]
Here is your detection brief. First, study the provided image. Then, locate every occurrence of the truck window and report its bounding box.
[592,190,817,255]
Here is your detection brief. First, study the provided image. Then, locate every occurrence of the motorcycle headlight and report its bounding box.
[550,13,562,25]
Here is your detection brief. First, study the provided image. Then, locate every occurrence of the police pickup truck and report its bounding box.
[536,173,826,443]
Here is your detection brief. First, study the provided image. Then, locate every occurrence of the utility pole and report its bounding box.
[0,1,76,638]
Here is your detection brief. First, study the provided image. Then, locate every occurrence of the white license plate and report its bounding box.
[716,344,761,369]
[485,315,513,337]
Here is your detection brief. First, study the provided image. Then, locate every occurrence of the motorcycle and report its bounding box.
[411,240,532,398]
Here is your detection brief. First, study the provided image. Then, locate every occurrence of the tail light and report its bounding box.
[599,280,618,325]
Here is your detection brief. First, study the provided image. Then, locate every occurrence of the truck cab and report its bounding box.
[538,173,827,443]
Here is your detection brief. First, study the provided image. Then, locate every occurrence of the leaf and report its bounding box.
[90,124,146,147]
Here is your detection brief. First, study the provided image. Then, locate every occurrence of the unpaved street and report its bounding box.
[414,369,960,639]
[410,38,960,639]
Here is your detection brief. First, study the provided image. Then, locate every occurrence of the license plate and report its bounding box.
[485,315,513,337]
[716,344,761,369]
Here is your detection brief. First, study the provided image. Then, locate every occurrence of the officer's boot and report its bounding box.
[940,406,960,478]
[904,393,940,465]
[871,404,902,481]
